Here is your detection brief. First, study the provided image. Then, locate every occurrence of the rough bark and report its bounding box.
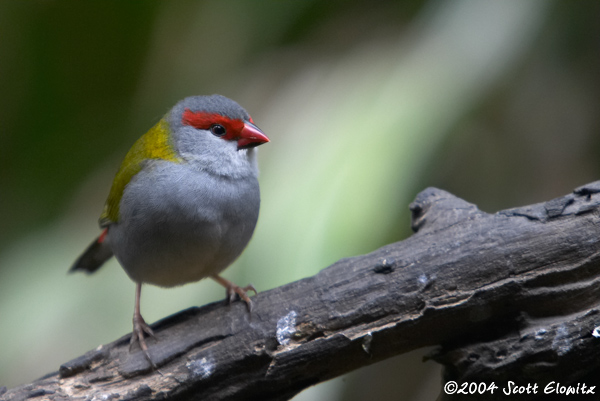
[4,182,600,401]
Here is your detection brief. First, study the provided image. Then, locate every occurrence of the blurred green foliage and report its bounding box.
[1,0,600,399]
[0,1,161,245]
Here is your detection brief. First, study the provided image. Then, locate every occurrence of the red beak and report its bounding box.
[237,122,270,150]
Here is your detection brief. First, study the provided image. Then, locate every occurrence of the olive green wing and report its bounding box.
[99,118,181,227]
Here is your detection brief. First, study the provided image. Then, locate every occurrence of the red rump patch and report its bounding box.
[182,108,244,141]
[98,228,108,244]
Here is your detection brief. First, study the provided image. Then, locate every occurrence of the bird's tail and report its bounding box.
[70,228,113,273]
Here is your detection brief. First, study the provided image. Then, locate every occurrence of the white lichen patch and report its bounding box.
[276,310,297,346]
[91,393,119,401]
[592,326,600,338]
[551,324,571,356]
[417,273,435,289]
[186,357,215,379]
[534,328,547,340]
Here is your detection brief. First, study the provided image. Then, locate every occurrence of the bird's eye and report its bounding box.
[210,124,226,137]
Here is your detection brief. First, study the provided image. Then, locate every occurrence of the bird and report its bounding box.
[70,94,269,364]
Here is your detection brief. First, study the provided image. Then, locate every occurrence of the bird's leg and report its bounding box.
[130,282,156,368]
[211,275,257,312]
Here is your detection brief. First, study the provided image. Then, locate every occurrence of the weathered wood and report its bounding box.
[4,182,600,401]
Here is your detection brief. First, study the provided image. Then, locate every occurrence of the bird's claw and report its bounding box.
[226,283,257,312]
[211,275,257,313]
[130,313,157,369]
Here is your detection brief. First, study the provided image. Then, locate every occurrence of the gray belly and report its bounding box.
[108,161,260,287]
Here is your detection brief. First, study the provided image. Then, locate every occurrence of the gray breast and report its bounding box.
[108,160,260,287]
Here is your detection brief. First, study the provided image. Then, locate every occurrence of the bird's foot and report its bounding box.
[226,283,257,312]
[130,312,157,368]
[212,275,257,312]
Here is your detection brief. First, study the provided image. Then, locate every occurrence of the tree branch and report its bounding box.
[5,182,600,401]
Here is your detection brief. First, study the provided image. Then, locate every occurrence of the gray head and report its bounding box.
[166,95,269,178]
[171,95,251,124]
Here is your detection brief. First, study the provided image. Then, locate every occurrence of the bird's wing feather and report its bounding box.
[99,118,182,227]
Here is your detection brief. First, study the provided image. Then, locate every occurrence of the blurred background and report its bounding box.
[1,0,599,399]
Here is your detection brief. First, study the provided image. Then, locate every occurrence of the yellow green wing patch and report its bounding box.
[99,118,181,227]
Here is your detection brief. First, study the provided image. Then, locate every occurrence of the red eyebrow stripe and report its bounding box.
[181,108,244,136]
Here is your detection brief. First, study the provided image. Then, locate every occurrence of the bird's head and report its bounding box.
[166,95,270,176]
[171,94,269,151]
